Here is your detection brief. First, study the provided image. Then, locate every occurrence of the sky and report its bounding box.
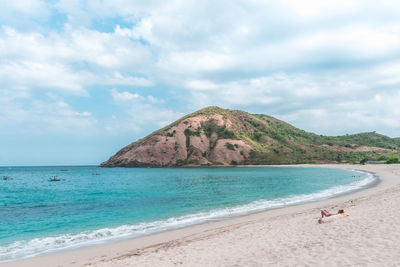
[1,0,400,166]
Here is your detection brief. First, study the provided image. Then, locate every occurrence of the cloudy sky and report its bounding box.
[1,0,400,165]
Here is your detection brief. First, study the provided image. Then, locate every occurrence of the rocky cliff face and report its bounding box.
[101,106,400,167]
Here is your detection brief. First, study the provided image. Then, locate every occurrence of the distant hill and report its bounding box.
[101,106,400,167]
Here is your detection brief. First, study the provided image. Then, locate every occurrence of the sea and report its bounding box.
[0,166,375,262]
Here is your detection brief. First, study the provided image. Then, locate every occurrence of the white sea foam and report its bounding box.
[0,170,375,262]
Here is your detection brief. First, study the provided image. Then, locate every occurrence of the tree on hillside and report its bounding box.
[386,157,399,164]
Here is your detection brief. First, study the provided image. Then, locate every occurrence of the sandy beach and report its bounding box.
[3,164,400,267]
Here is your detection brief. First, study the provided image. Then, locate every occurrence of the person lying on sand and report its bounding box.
[318,209,349,224]
[321,209,349,218]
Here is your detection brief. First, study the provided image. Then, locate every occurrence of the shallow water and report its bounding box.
[0,166,373,261]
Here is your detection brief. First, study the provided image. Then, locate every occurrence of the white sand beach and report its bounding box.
[3,164,400,267]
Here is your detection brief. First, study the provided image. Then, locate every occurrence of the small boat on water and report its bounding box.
[49,176,60,182]
[92,173,101,175]
[2,176,10,180]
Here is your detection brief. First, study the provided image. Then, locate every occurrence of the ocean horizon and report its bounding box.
[0,166,375,262]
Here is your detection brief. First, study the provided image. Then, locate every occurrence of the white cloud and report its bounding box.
[110,88,183,129]
[0,61,87,94]
[66,28,153,69]
[0,0,50,23]
[2,0,400,142]
[0,97,95,135]
[104,72,153,87]
[185,80,219,91]
[0,25,153,96]
[0,0,48,14]
[279,90,400,136]
[281,0,361,18]
[111,88,142,101]
[55,0,168,27]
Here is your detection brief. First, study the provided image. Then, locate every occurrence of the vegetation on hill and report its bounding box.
[394,138,400,146]
[386,156,399,164]
[102,106,400,167]
[180,107,399,165]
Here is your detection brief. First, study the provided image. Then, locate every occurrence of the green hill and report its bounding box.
[101,106,400,167]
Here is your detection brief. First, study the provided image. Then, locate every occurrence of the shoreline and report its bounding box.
[3,164,400,266]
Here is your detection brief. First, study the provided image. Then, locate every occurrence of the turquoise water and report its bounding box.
[0,166,373,261]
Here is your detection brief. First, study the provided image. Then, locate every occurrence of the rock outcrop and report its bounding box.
[101,111,252,167]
